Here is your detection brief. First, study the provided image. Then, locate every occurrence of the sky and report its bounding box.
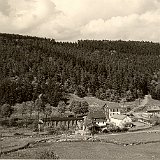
[0,0,160,42]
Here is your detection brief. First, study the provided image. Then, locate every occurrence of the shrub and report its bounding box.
[0,104,13,118]
[45,123,75,135]
[124,122,133,128]
[9,117,18,126]
[46,127,60,135]
[107,124,119,132]
[0,119,9,126]
[120,127,129,132]
[149,116,160,126]
[32,120,39,132]
[58,124,68,131]
[102,124,129,133]
[102,128,109,133]
[35,149,59,159]
[14,132,24,136]
[16,119,26,127]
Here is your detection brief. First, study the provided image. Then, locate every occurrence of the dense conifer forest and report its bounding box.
[1,33,160,109]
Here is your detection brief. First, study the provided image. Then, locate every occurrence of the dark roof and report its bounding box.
[43,117,83,122]
[147,109,160,112]
[105,102,121,109]
[87,123,100,129]
[95,119,106,122]
[87,110,106,119]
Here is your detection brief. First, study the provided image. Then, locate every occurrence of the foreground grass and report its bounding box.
[1,126,160,159]
[1,141,160,160]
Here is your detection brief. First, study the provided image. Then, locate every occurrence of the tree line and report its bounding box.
[1,33,160,118]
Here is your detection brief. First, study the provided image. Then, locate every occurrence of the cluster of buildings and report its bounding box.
[42,94,160,134]
[85,101,132,129]
[81,95,160,131]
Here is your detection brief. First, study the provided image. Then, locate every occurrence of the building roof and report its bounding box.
[87,110,106,119]
[111,114,127,120]
[147,108,160,112]
[95,119,106,122]
[105,102,121,109]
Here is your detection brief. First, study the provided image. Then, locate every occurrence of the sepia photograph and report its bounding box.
[0,0,160,159]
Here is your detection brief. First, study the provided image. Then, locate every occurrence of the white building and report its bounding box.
[110,114,132,128]
[103,102,121,120]
[95,119,107,127]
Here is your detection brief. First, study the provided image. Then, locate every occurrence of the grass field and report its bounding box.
[1,124,160,159]
[1,141,160,159]
[1,129,160,159]
[96,131,160,144]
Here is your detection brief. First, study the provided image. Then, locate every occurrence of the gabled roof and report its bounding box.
[111,114,127,120]
[87,110,106,119]
[104,102,121,109]
[147,108,160,112]
[95,119,106,122]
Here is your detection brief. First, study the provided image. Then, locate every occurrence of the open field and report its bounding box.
[96,131,160,144]
[1,127,160,159]
[1,141,160,159]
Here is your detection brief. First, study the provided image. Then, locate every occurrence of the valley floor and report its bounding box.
[1,126,160,159]
[1,141,160,160]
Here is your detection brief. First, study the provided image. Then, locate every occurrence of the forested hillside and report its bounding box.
[1,33,160,108]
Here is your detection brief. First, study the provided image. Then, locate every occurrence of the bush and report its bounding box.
[102,124,129,133]
[107,124,119,132]
[34,149,59,159]
[120,127,129,132]
[31,120,40,132]
[46,125,69,135]
[0,118,24,127]
[2,117,34,128]
[102,128,109,133]
[0,119,9,126]
[149,116,160,126]
[16,119,26,127]
[58,124,68,131]
[124,122,133,128]
[9,117,18,126]
[46,127,60,135]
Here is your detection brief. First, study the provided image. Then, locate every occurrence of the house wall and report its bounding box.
[110,116,132,128]
[96,121,107,127]
[108,108,121,119]
[110,118,122,127]
[121,116,132,124]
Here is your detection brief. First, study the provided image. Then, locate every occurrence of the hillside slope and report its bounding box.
[0,33,160,107]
